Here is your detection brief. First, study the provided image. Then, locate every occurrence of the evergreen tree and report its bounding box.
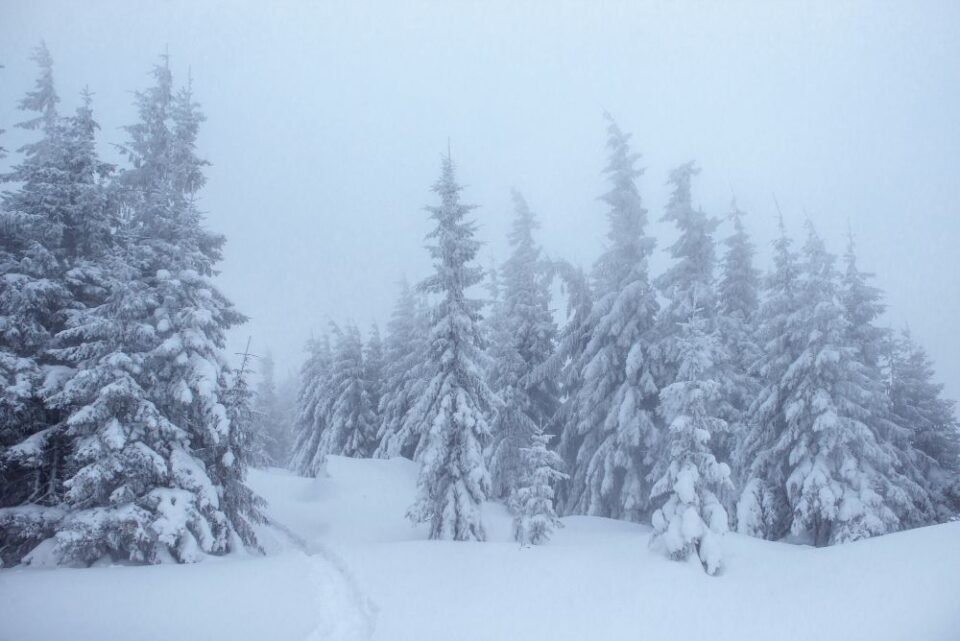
[15,57,264,565]
[513,426,567,545]
[252,352,292,467]
[888,329,960,521]
[738,223,905,546]
[499,192,558,425]
[406,155,495,541]
[276,371,300,453]
[840,233,887,372]
[559,115,659,522]
[0,46,113,559]
[715,200,761,479]
[364,323,384,433]
[647,162,730,572]
[487,191,558,499]
[528,258,592,453]
[735,216,802,538]
[650,314,730,575]
[486,257,528,499]
[291,333,332,476]
[717,201,760,412]
[840,234,931,526]
[320,324,378,458]
[1,42,69,511]
[655,162,718,353]
[375,279,430,459]
[220,342,268,550]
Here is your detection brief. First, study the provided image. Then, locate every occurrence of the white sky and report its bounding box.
[2,0,958,399]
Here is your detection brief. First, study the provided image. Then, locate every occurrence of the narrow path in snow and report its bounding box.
[267,517,378,641]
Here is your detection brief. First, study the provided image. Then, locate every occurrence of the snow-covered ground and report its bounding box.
[2,456,958,641]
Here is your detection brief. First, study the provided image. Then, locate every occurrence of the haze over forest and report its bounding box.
[2,0,958,400]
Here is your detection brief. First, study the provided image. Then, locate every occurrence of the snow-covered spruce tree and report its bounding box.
[0,43,69,513]
[364,323,384,434]
[715,200,761,482]
[406,155,495,541]
[487,191,558,499]
[513,426,567,545]
[500,192,559,427]
[734,216,802,538]
[375,279,430,459]
[484,260,522,496]
[647,162,730,572]
[650,314,730,575]
[319,324,378,458]
[738,223,905,546]
[0,47,115,563]
[253,352,292,467]
[654,162,720,377]
[31,58,263,565]
[276,373,300,447]
[888,329,960,521]
[559,115,659,522]
[840,235,932,526]
[527,258,592,454]
[220,344,268,549]
[485,258,529,500]
[291,332,333,476]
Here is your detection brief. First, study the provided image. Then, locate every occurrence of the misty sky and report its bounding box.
[1,1,958,399]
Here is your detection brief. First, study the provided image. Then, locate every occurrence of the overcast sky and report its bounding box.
[2,0,958,399]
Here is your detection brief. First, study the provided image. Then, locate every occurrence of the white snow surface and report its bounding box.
[1,455,958,641]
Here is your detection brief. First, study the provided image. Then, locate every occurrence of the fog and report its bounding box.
[2,0,958,398]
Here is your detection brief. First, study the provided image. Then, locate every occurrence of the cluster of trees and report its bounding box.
[0,45,265,567]
[1,42,955,574]
[293,116,960,573]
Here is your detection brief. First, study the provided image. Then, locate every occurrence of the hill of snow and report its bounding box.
[1,455,958,641]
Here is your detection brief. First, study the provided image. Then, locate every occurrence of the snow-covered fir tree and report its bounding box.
[738,222,907,546]
[252,352,292,467]
[650,314,730,575]
[405,155,495,541]
[220,342,268,549]
[291,333,332,476]
[364,323,384,433]
[1,43,71,513]
[647,162,730,573]
[839,234,931,527]
[485,274,523,494]
[484,260,524,498]
[528,257,592,456]
[0,47,117,563]
[734,215,802,538]
[14,57,264,565]
[715,200,761,481]
[654,162,719,372]
[888,329,960,521]
[276,373,299,447]
[320,324,378,458]
[487,191,558,499]
[375,279,430,459]
[513,426,567,545]
[559,115,659,522]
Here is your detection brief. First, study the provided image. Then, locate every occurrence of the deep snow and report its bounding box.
[1,455,958,641]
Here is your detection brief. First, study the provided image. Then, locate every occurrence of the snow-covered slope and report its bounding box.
[2,456,958,641]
